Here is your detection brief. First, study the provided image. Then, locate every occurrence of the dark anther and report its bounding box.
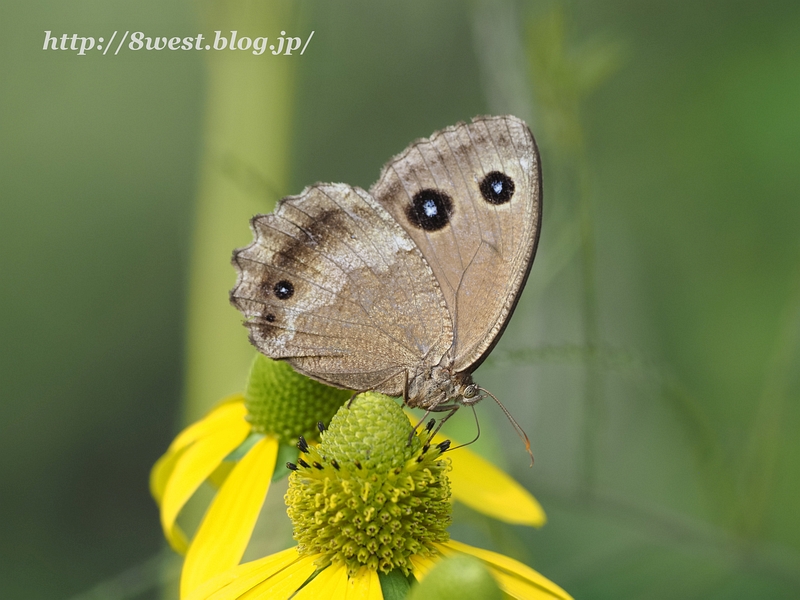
[317,421,326,433]
[354,459,362,470]
[286,462,298,471]
[313,461,323,470]
[425,419,435,433]
[298,458,310,469]
[422,443,430,454]
[437,440,451,452]
[297,436,309,453]
[417,454,425,462]
[331,459,340,470]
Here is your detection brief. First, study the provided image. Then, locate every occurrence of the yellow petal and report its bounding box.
[410,554,439,580]
[184,547,300,600]
[151,398,247,504]
[344,566,382,600]
[293,562,349,600]
[207,460,235,489]
[238,554,318,599]
[404,410,545,527]
[169,396,247,454]
[181,436,280,598]
[159,414,250,554]
[446,444,546,527]
[151,444,186,506]
[489,569,571,600]
[438,541,572,600]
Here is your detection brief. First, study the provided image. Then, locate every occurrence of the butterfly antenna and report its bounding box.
[478,386,534,466]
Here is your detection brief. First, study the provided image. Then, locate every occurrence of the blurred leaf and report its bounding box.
[407,555,502,600]
[527,4,625,152]
[379,569,414,600]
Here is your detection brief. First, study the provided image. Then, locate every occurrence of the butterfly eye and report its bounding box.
[479,171,515,205]
[274,280,295,300]
[463,384,479,399]
[406,189,453,231]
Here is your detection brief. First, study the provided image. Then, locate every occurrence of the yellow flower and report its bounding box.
[184,542,570,600]
[183,393,570,600]
[151,355,350,597]
[152,356,546,597]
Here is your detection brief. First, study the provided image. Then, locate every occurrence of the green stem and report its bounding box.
[738,265,800,537]
[576,147,604,497]
[184,2,299,420]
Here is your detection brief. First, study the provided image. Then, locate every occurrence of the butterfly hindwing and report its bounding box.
[231,183,453,393]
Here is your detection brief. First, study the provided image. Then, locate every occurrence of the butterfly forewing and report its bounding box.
[370,115,541,373]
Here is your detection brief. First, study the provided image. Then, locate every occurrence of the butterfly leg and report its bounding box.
[405,402,459,448]
[444,404,482,452]
[426,403,461,444]
[346,390,361,408]
[408,408,433,447]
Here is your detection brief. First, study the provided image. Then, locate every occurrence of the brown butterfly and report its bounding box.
[231,115,541,456]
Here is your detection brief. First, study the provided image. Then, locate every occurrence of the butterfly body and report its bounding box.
[231,115,541,417]
[405,365,478,411]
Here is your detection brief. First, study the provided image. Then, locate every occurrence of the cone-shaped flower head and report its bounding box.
[286,392,452,577]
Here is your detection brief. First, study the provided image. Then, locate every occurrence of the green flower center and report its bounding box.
[286,392,452,576]
[244,355,350,442]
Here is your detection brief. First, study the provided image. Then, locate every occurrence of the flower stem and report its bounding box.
[184,2,299,419]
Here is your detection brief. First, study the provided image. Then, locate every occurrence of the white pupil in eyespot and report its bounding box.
[492,180,503,195]
[423,199,438,217]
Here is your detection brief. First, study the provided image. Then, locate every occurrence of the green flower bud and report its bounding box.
[244,354,349,442]
[407,554,502,600]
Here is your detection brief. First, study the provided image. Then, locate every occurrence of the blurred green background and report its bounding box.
[2,1,799,598]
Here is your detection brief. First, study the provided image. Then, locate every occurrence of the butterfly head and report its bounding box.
[458,382,482,405]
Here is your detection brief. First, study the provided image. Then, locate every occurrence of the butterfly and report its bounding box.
[230,115,541,455]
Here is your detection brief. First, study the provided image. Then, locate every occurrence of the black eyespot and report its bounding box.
[273,280,294,300]
[479,171,515,204]
[264,313,275,323]
[406,189,453,231]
